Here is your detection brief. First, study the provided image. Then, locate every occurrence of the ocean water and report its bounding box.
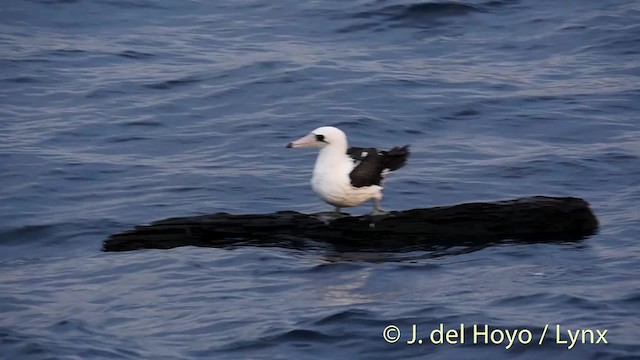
[1,0,639,359]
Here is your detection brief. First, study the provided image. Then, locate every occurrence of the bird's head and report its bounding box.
[286,126,347,149]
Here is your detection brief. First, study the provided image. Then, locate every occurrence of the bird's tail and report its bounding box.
[381,145,410,171]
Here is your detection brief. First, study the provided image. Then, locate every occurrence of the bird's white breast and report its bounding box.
[310,149,381,207]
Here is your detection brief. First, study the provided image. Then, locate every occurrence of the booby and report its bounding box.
[286,126,409,215]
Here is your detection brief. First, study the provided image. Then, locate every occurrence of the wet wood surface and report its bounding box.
[103,196,598,252]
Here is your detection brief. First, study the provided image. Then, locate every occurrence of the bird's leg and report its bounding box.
[333,206,350,218]
[370,199,387,216]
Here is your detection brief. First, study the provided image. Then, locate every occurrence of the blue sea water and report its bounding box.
[1,0,639,359]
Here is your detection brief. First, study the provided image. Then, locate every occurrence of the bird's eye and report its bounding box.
[315,134,326,142]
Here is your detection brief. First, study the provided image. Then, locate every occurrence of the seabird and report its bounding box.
[286,126,409,215]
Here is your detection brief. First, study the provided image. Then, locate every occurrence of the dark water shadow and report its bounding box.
[335,0,515,33]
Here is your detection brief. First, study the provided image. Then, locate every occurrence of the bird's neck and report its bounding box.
[315,142,348,171]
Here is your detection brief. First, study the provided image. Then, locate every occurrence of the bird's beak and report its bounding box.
[286,133,316,148]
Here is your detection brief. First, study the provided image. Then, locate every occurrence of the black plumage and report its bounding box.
[347,145,410,187]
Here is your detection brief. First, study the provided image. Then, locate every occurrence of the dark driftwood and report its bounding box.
[103,196,598,252]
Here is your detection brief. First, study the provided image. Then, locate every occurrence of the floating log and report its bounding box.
[103,196,598,252]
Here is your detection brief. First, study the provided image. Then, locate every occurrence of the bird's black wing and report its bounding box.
[346,146,410,188]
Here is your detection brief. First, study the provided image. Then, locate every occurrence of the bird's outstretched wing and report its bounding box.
[346,146,409,188]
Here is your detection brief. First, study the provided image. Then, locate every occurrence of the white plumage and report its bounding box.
[309,129,382,208]
[287,126,409,215]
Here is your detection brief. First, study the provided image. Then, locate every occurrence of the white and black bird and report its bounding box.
[286,126,409,215]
